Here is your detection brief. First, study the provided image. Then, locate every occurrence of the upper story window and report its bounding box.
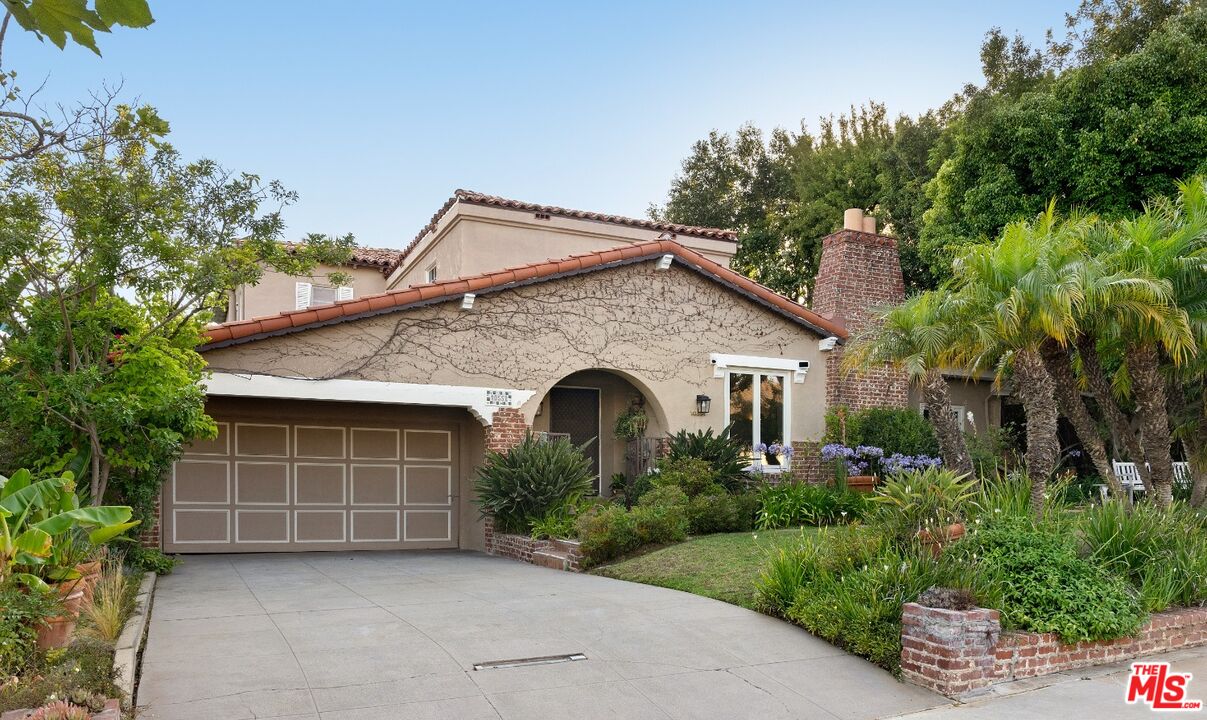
[295,282,352,310]
[425,264,438,284]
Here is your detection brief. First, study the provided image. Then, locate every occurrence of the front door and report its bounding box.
[549,386,601,492]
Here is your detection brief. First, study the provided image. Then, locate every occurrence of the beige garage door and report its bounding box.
[164,414,458,553]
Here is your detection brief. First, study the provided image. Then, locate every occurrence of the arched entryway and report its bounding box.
[529,369,668,496]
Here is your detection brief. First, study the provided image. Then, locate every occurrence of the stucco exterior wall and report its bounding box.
[236,264,390,321]
[390,204,737,290]
[203,262,829,448]
[907,377,1002,435]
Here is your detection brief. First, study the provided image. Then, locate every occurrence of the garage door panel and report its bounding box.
[295,511,346,543]
[236,510,290,543]
[295,464,346,505]
[351,465,399,505]
[295,426,346,459]
[405,430,450,460]
[351,510,400,542]
[173,509,230,544]
[185,423,229,456]
[236,423,289,457]
[405,510,451,542]
[167,413,457,553]
[351,428,399,460]
[235,462,289,504]
[404,466,451,506]
[174,461,229,504]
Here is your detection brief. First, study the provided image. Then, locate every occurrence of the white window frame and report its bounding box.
[295,282,353,310]
[723,366,792,472]
[424,264,438,284]
[919,403,965,432]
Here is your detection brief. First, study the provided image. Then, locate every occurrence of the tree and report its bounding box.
[841,291,973,475]
[920,7,1207,279]
[1,0,153,55]
[0,103,355,515]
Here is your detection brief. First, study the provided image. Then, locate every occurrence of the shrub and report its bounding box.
[685,492,758,534]
[637,485,688,509]
[651,457,720,497]
[123,546,179,575]
[871,467,977,545]
[954,518,1145,642]
[1078,501,1207,612]
[529,498,584,540]
[826,406,939,458]
[665,426,747,491]
[473,434,594,534]
[0,581,58,677]
[756,481,870,529]
[29,701,91,720]
[575,505,639,567]
[632,504,688,546]
[758,527,992,673]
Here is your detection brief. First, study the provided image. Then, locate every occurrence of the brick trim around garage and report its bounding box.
[901,602,1207,697]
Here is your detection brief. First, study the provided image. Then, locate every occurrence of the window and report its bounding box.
[425,265,438,284]
[295,282,353,310]
[726,370,790,467]
[920,403,966,431]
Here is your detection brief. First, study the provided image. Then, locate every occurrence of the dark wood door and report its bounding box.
[549,386,601,491]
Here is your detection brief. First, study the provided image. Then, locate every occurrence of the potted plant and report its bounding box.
[820,443,883,492]
[613,404,648,441]
[871,466,975,555]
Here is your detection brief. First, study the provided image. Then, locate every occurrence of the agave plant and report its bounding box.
[871,466,978,545]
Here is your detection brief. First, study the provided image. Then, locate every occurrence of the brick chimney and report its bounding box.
[813,208,908,410]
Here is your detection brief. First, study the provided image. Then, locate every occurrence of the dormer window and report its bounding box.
[425,264,438,284]
[296,282,352,310]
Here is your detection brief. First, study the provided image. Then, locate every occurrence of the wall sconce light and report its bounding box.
[695,394,711,415]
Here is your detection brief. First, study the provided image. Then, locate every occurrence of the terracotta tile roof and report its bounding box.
[388,189,739,275]
[281,241,404,275]
[201,240,845,350]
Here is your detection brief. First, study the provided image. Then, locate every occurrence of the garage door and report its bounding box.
[164,417,458,552]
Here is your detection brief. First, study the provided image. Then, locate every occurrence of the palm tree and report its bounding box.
[842,291,973,475]
[1092,179,1205,507]
[947,206,1086,517]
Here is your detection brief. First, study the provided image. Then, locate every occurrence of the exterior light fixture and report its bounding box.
[656,254,674,270]
[695,394,711,415]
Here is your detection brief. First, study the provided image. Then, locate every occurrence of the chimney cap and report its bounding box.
[843,208,864,231]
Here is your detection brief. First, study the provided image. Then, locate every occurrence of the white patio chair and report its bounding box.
[1112,461,1144,503]
[1173,461,1191,489]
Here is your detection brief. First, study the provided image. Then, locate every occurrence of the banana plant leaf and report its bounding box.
[14,572,49,593]
[88,519,140,545]
[0,468,31,498]
[13,527,52,557]
[34,505,134,536]
[0,478,68,516]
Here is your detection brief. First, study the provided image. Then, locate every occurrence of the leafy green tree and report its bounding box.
[1,0,153,55]
[920,7,1207,279]
[0,104,354,515]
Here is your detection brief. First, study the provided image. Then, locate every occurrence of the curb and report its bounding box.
[113,572,156,708]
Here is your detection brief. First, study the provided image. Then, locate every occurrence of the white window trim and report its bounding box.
[424,264,438,284]
[919,403,966,432]
[296,281,353,310]
[723,367,792,467]
[711,352,809,383]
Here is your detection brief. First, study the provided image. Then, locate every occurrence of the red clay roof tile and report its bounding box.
[201,240,846,349]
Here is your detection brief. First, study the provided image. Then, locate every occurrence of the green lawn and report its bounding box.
[590,528,811,609]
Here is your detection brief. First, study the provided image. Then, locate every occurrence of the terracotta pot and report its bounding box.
[49,585,86,617]
[847,475,877,493]
[75,561,103,606]
[35,614,78,650]
[917,523,966,557]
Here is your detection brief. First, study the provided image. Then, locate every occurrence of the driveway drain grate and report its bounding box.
[473,653,587,671]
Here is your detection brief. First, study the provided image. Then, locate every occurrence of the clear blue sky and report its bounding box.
[5,1,1069,249]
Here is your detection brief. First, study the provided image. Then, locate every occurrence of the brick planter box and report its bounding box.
[901,602,1207,697]
[2,699,120,720]
[483,518,582,572]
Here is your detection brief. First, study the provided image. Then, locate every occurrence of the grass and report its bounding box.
[590,528,811,608]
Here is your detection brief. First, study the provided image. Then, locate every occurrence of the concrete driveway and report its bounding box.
[137,551,947,720]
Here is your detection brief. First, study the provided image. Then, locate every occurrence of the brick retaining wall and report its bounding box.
[483,518,582,572]
[901,602,1207,697]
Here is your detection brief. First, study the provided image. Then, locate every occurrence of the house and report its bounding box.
[148,192,1000,554]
